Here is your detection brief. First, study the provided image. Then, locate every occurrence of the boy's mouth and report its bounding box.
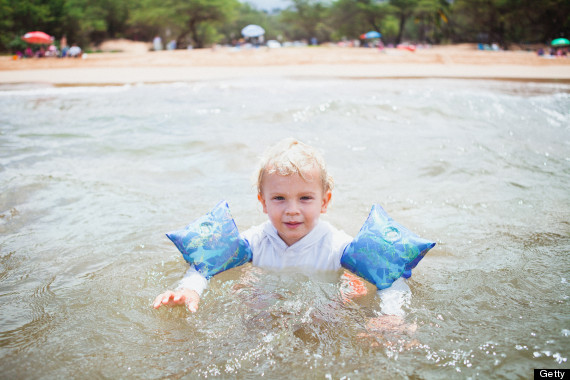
[284,221,302,229]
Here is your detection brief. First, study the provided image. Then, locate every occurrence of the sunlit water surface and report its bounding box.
[0,78,568,379]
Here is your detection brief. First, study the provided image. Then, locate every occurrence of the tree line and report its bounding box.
[1,0,568,52]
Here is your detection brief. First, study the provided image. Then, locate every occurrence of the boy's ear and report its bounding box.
[258,193,268,214]
[321,190,332,213]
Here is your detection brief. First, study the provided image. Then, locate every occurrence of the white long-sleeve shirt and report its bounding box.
[177,220,351,294]
[177,219,410,315]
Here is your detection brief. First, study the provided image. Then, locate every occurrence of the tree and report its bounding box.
[389,0,419,43]
[172,0,239,48]
[451,0,506,46]
[218,3,278,44]
[279,0,332,42]
[329,0,362,40]
[0,0,15,51]
[60,0,132,46]
[414,0,450,43]
[1,0,567,53]
[329,0,396,42]
[356,0,393,34]
[130,0,239,48]
[498,0,570,44]
[0,0,54,51]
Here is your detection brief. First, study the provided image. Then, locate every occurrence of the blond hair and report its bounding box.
[256,138,334,194]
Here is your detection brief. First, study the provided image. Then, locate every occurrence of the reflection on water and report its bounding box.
[0,78,568,378]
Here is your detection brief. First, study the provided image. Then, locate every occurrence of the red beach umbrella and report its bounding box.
[21,31,53,45]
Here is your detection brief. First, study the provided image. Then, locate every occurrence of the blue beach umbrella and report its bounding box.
[551,38,570,47]
[361,31,381,39]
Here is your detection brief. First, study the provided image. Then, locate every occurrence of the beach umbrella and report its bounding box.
[360,31,381,39]
[22,31,53,45]
[551,38,570,47]
[241,24,265,38]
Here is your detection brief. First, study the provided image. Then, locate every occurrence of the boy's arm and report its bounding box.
[361,278,417,340]
[376,277,411,316]
[177,265,208,295]
[154,223,256,313]
[153,266,208,313]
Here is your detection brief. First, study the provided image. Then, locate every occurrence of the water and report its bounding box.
[0,78,568,379]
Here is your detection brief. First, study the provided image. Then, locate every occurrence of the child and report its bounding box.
[153,138,409,314]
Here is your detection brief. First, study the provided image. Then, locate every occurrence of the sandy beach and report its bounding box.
[1,42,569,85]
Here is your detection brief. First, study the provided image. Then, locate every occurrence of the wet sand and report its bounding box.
[1,43,569,85]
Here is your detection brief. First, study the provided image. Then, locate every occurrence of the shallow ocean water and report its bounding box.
[0,77,568,379]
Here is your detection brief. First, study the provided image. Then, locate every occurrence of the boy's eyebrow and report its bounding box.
[299,191,318,196]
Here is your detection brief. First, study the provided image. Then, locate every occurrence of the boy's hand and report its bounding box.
[153,289,200,313]
[339,272,368,303]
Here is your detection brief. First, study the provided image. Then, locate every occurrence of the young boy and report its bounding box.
[153,138,408,314]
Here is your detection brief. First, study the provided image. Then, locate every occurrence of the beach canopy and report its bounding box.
[360,31,381,39]
[22,31,53,45]
[551,37,570,47]
[241,24,265,38]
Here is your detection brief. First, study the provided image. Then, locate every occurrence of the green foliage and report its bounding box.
[0,0,14,50]
[389,0,419,43]
[452,0,569,46]
[0,0,568,52]
[329,0,395,41]
[279,0,332,42]
[218,3,279,43]
[413,0,450,43]
[130,0,239,48]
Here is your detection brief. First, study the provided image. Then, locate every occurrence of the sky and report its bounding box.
[241,0,292,11]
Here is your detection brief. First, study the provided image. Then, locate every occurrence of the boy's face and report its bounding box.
[258,167,331,246]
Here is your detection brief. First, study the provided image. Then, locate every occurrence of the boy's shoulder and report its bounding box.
[241,220,272,245]
[319,220,352,251]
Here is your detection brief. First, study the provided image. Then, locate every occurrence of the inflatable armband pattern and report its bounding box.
[166,201,252,279]
[341,204,435,290]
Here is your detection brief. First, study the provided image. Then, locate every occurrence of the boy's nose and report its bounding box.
[285,201,300,215]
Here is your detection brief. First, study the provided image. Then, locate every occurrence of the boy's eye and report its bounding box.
[300,196,313,201]
[273,196,285,201]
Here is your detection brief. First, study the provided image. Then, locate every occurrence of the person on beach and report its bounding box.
[153,138,410,317]
[68,44,82,58]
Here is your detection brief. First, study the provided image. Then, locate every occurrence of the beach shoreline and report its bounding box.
[1,44,569,85]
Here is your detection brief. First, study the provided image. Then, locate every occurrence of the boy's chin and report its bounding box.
[279,231,305,246]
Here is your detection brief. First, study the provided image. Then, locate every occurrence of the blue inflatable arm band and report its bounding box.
[341,204,435,290]
[166,201,252,279]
